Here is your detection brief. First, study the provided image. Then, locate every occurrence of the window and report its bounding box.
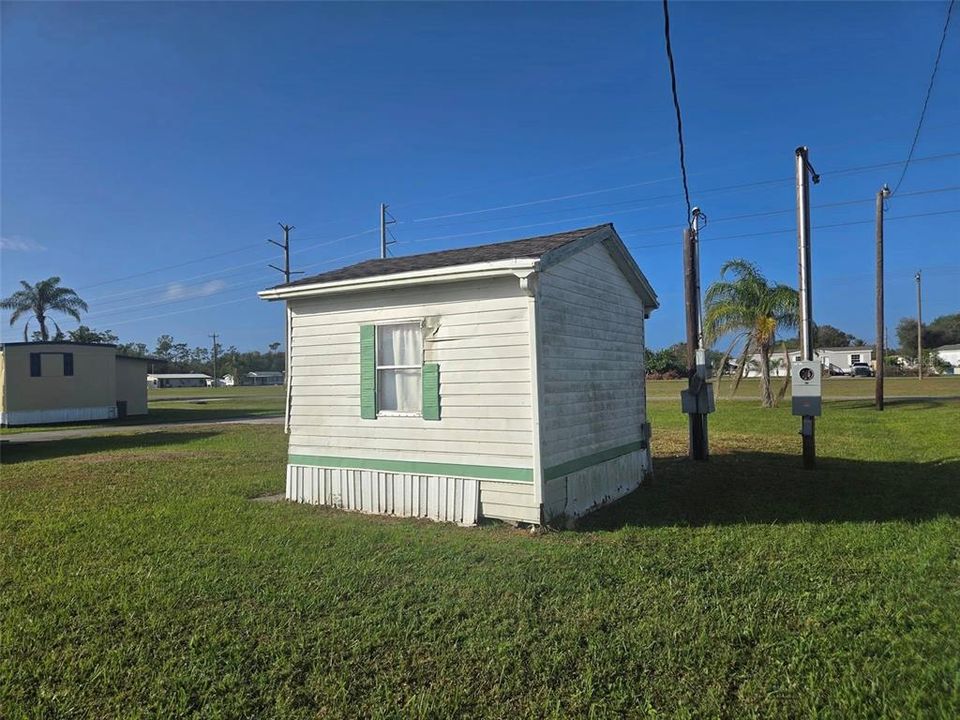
[850,353,861,364]
[376,323,422,414]
[29,352,73,377]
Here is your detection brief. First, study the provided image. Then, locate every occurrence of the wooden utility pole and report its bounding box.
[268,224,300,284]
[209,333,219,387]
[795,146,820,469]
[682,216,709,461]
[916,270,923,380]
[268,223,304,396]
[875,185,890,410]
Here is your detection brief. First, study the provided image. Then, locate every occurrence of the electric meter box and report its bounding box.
[681,383,715,414]
[791,360,822,417]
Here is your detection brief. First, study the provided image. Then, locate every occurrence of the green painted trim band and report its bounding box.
[543,440,646,481]
[288,454,534,483]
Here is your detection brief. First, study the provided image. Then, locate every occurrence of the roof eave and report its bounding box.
[258,257,540,301]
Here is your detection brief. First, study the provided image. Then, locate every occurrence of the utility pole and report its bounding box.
[380,203,397,259]
[875,184,890,410]
[681,207,711,461]
[794,146,820,469]
[916,270,923,380]
[268,223,302,284]
[210,333,219,388]
[268,222,304,396]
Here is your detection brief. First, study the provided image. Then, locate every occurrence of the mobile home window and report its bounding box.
[850,353,861,364]
[376,323,422,414]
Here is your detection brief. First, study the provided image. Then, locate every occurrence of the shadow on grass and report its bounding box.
[579,452,960,529]
[0,431,218,464]
[831,397,959,411]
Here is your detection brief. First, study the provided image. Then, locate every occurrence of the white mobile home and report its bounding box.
[259,224,659,526]
[147,373,212,388]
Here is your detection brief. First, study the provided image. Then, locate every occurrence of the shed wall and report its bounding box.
[286,276,538,524]
[537,242,650,520]
[116,358,149,416]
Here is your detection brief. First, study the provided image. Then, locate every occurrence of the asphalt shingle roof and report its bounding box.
[275,224,611,289]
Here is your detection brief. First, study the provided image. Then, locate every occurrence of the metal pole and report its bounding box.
[380,203,387,259]
[875,185,889,410]
[916,270,923,380]
[795,147,818,469]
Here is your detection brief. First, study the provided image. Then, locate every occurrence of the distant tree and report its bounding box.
[68,325,119,344]
[0,277,88,341]
[704,259,799,408]
[155,335,176,361]
[118,342,148,357]
[645,348,684,375]
[815,324,860,348]
[895,318,941,358]
[30,328,65,342]
[269,342,281,354]
[927,312,960,347]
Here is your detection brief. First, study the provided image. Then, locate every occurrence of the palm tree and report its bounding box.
[704,259,799,408]
[0,277,89,341]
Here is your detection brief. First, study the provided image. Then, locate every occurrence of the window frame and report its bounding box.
[374,320,423,417]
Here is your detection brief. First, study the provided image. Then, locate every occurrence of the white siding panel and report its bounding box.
[0,405,117,426]
[285,277,538,524]
[538,242,650,476]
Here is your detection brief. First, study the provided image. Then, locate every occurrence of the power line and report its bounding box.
[79,227,377,309]
[70,149,958,302]
[892,0,957,195]
[661,0,693,225]
[80,247,373,324]
[627,208,960,249]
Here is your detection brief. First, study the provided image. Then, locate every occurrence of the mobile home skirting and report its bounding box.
[1,405,118,427]
[286,464,481,526]
[542,447,650,521]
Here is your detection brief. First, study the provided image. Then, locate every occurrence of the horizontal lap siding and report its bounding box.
[287,277,535,474]
[538,243,647,473]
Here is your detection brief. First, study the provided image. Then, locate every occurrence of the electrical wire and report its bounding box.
[661,0,693,225]
[892,0,957,195]
[627,208,960,249]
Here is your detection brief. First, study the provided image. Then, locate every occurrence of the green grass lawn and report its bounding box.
[646,374,960,401]
[2,398,958,717]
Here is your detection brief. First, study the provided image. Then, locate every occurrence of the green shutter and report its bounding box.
[360,325,377,419]
[422,363,440,421]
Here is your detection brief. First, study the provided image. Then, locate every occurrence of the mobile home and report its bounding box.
[0,342,149,425]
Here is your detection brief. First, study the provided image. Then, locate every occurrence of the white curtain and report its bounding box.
[377,324,422,413]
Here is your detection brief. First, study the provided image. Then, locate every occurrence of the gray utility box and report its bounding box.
[791,360,822,417]
[681,383,715,415]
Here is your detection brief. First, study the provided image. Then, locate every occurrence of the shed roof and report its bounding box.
[934,344,960,351]
[273,224,611,289]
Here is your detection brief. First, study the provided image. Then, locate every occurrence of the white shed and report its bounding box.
[258,224,659,526]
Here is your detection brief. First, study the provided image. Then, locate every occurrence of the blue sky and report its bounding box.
[2,1,958,352]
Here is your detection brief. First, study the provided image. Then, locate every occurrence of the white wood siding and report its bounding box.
[538,242,648,476]
[286,276,538,523]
